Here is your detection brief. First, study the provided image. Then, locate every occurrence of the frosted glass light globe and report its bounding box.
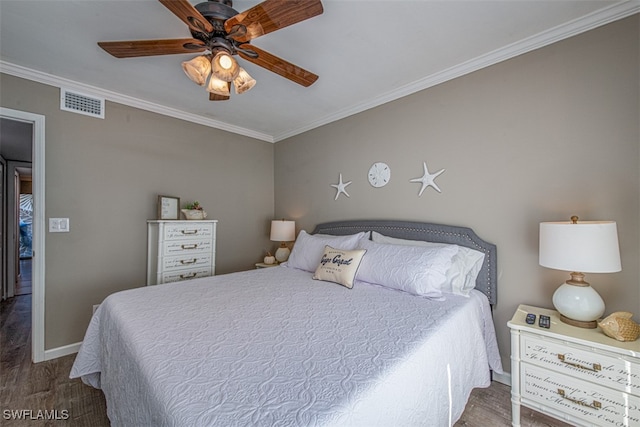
[219,54,233,70]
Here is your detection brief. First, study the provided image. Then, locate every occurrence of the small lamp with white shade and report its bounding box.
[539,216,621,329]
[270,220,296,263]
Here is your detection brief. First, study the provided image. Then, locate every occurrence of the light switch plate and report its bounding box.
[49,218,70,232]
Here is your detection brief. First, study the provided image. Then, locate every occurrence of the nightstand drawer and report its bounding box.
[162,254,212,272]
[163,239,214,256]
[163,222,215,240]
[522,363,640,427]
[161,267,212,283]
[521,333,640,396]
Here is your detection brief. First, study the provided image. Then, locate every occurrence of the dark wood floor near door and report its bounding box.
[15,259,32,296]
[1,294,569,426]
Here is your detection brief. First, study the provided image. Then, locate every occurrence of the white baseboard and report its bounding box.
[493,370,511,386]
[43,341,81,361]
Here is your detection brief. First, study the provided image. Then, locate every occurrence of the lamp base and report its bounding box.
[552,274,605,330]
[558,314,598,329]
[274,246,291,263]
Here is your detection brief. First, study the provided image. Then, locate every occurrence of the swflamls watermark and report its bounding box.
[3,409,69,421]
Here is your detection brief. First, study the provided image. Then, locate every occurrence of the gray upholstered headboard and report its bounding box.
[312,219,498,305]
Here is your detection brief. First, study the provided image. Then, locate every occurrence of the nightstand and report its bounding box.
[255,262,278,269]
[508,304,640,427]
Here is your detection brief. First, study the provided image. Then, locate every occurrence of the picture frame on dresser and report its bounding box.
[157,195,180,220]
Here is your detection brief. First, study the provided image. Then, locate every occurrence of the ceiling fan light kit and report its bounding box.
[98,0,323,101]
[233,68,256,94]
[181,55,212,86]
[211,51,240,82]
[206,75,231,97]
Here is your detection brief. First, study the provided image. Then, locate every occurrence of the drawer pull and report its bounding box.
[181,229,199,235]
[557,354,601,372]
[557,389,602,410]
[180,259,197,265]
[181,244,199,250]
[179,272,198,279]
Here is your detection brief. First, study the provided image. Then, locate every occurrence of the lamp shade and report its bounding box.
[206,76,230,97]
[181,55,211,86]
[233,68,256,94]
[211,51,240,82]
[270,220,295,242]
[539,220,621,273]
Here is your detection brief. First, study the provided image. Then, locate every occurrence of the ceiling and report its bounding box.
[0,1,637,143]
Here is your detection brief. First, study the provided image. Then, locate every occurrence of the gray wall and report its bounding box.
[274,15,640,373]
[0,74,275,348]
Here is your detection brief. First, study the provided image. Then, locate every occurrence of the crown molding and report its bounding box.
[273,1,639,142]
[0,61,274,143]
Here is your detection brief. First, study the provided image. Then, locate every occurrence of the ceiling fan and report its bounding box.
[98,0,323,100]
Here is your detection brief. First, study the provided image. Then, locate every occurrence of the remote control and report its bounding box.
[526,313,536,324]
[539,315,550,329]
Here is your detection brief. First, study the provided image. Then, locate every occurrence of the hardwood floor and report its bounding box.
[1,294,570,426]
[0,295,108,426]
[15,259,32,296]
[455,380,572,427]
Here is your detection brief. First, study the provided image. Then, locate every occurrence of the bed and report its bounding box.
[70,219,502,426]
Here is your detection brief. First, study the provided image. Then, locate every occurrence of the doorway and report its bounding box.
[18,191,33,296]
[5,161,33,299]
[0,108,45,363]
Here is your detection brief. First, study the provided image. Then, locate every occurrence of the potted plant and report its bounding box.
[181,201,207,220]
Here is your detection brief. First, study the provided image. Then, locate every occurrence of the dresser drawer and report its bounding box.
[522,363,640,427]
[161,253,212,272]
[163,239,214,256]
[161,267,212,283]
[147,220,217,286]
[163,222,215,241]
[521,333,640,396]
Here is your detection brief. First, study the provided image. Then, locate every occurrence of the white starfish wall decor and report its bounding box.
[410,162,445,196]
[330,173,352,200]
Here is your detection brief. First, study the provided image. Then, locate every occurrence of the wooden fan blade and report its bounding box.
[225,0,323,43]
[209,92,230,101]
[238,44,318,87]
[159,0,214,34]
[98,39,206,58]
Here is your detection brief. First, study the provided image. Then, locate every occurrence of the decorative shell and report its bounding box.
[598,311,640,342]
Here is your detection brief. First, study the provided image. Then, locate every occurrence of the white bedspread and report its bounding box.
[71,266,502,426]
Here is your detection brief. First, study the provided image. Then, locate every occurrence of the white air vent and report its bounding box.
[60,88,105,119]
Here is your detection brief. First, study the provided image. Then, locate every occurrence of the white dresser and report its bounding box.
[508,304,640,427]
[146,220,217,285]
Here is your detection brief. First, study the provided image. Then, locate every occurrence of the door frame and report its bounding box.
[0,107,45,363]
[0,159,5,301]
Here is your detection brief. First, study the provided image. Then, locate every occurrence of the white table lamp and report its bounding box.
[270,219,295,263]
[539,216,621,328]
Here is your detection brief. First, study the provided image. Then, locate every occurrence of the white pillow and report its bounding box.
[312,246,367,289]
[371,231,485,296]
[355,238,458,298]
[285,230,368,273]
